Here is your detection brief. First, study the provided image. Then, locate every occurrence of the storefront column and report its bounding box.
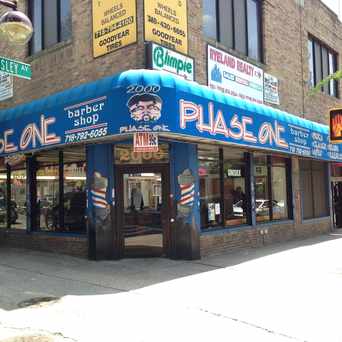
[170,142,200,260]
[246,152,256,226]
[86,144,115,260]
[26,156,37,232]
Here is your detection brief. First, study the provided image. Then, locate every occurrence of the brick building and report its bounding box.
[0,0,341,259]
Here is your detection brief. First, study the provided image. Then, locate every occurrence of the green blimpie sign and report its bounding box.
[0,56,31,80]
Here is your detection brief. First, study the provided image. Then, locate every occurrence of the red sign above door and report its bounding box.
[133,132,159,152]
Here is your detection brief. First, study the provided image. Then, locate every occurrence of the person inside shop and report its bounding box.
[130,186,144,211]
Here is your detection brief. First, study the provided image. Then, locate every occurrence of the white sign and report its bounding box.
[149,43,194,81]
[264,73,280,105]
[0,71,13,102]
[227,169,241,177]
[133,132,159,152]
[207,45,264,105]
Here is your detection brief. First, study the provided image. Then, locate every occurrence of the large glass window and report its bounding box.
[223,149,247,226]
[254,154,291,223]
[29,0,72,55]
[36,150,59,231]
[254,154,270,222]
[203,0,262,62]
[271,157,289,220]
[63,146,86,233]
[300,160,329,219]
[11,167,27,230]
[199,146,221,228]
[35,146,86,234]
[0,160,7,229]
[308,36,338,97]
[203,0,217,40]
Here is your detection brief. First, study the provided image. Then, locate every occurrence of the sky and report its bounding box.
[321,0,341,18]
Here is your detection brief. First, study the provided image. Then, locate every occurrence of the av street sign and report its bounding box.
[0,56,31,80]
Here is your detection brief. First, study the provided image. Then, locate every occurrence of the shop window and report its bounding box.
[300,160,329,219]
[308,36,338,97]
[254,154,291,223]
[199,146,222,228]
[223,149,248,226]
[36,150,59,231]
[35,146,86,234]
[63,146,86,233]
[0,160,7,229]
[203,0,262,61]
[29,0,72,55]
[10,164,27,230]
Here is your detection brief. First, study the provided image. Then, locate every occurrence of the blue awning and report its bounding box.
[0,69,340,161]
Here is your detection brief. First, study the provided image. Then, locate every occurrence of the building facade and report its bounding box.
[0,0,341,259]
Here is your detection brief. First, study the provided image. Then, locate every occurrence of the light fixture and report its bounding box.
[0,0,33,45]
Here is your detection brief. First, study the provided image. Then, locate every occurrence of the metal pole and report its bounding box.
[0,0,17,10]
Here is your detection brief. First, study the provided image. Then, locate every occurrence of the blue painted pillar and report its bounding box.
[86,143,115,260]
[170,142,200,260]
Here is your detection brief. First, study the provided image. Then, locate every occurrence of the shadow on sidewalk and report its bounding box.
[0,229,342,311]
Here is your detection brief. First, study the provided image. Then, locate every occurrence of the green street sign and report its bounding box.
[0,56,31,80]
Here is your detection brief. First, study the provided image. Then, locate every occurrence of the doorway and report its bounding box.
[116,165,170,257]
[332,181,342,228]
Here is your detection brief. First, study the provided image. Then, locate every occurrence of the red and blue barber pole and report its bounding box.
[177,169,195,216]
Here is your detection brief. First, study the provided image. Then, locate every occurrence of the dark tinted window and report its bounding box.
[203,0,262,61]
[29,0,72,54]
[308,37,338,97]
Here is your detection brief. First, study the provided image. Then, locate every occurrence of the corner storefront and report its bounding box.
[0,70,340,259]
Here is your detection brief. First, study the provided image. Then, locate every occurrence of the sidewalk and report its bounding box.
[1,230,342,341]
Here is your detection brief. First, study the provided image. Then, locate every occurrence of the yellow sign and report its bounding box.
[92,0,137,58]
[144,0,188,54]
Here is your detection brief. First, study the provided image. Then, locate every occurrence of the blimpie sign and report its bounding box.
[147,43,194,81]
[92,0,137,57]
[330,108,342,143]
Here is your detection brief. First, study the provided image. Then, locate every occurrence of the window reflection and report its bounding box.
[199,146,221,228]
[254,154,270,222]
[223,149,247,226]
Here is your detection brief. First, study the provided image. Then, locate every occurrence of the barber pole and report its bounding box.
[91,171,108,209]
[177,169,195,216]
[91,188,107,209]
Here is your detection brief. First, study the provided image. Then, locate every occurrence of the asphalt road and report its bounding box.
[0,230,342,341]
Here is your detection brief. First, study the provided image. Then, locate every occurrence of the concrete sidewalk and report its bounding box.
[1,230,342,341]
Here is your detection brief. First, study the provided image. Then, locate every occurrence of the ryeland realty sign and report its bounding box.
[147,43,194,81]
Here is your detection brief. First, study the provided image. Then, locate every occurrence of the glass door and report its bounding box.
[116,165,170,257]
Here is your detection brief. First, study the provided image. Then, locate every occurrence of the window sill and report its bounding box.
[30,230,87,238]
[301,216,331,224]
[201,224,253,235]
[26,39,73,62]
[256,219,294,227]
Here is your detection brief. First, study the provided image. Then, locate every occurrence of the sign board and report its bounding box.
[0,73,342,162]
[0,56,31,80]
[330,108,342,143]
[92,0,137,57]
[144,0,188,54]
[0,72,13,101]
[133,132,159,152]
[147,43,194,81]
[207,45,264,105]
[264,73,280,105]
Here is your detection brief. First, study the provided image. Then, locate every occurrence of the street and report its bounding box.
[0,230,342,341]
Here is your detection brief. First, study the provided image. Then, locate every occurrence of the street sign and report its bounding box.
[0,56,31,80]
[133,132,159,152]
